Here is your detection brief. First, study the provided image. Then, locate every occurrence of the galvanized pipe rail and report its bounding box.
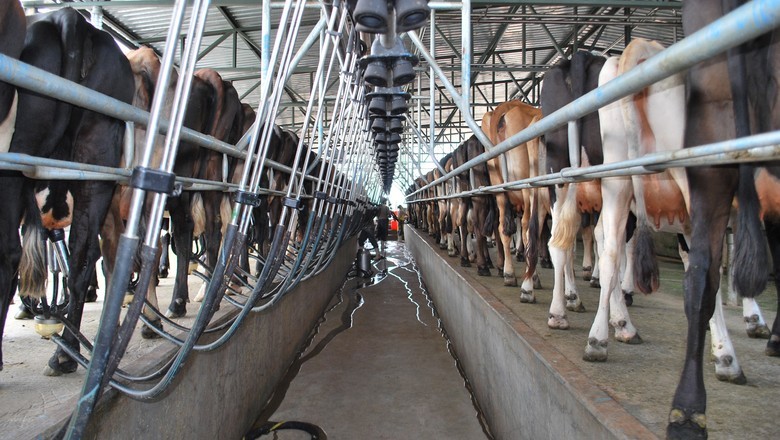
[412,133,780,203]
[406,0,780,200]
[0,54,320,182]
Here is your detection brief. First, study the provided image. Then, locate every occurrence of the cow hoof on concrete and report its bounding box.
[589,277,600,288]
[583,338,608,362]
[503,274,517,287]
[141,319,163,339]
[745,314,770,339]
[582,266,592,281]
[159,266,169,279]
[86,286,98,303]
[515,253,524,262]
[566,300,585,313]
[448,250,457,257]
[623,291,634,307]
[540,258,553,269]
[615,330,643,345]
[165,300,186,319]
[520,290,536,304]
[460,257,471,267]
[765,335,780,356]
[714,357,747,384]
[44,352,78,377]
[547,314,569,330]
[477,266,491,276]
[533,274,542,290]
[666,410,708,440]
[14,306,34,320]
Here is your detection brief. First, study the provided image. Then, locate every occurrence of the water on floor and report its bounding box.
[245,240,493,439]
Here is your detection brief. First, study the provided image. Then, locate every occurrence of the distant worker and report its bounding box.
[358,225,382,261]
[375,200,397,255]
[396,205,407,241]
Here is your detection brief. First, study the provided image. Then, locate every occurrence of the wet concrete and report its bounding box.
[250,240,491,439]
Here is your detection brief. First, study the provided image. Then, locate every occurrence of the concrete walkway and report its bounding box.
[252,240,491,439]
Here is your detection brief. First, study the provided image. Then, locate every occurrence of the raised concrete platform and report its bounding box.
[406,226,658,440]
[406,224,780,439]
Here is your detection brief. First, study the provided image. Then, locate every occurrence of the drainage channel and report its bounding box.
[244,241,494,439]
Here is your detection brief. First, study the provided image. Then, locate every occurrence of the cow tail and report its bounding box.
[503,198,517,236]
[549,184,579,249]
[482,197,496,237]
[220,194,232,238]
[526,189,540,273]
[632,222,659,294]
[191,192,206,238]
[444,210,453,234]
[733,165,768,298]
[721,0,768,297]
[19,188,47,298]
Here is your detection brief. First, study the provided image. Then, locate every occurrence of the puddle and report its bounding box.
[245,242,494,439]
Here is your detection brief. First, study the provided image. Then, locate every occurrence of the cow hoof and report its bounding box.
[503,274,517,287]
[165,299,186,319]
[623,291,634,307]
[86,286,98,303]
[460,257,471,267]
[765,335,780,356]
[14,307,34,320]
[566,300,586,313]
[141,320,163,339]
[159,267,169,279]
[532,274,542,290]
[583,338,608,362]
[439,243,448,250]
[745,315,770,339]
[589,277,600,288]
[714,355,747,384]
[519,290,536,304]
[547,314,569,330]
[477,266,491,277]
[540,258,553,269]
[44,353,78,377]
[667,409,708,440]
[515,253,524,263]
[448,250,457,257]
[616,330,643,345]
[582,266,592,281]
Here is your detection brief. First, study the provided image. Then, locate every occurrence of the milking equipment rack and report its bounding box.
[0,0,778,438]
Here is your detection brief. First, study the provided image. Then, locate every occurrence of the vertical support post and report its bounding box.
[429,9,436,172]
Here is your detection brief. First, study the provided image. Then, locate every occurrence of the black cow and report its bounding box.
[1,8,134,375]
[668,0,780,438]
[0,0,26,372]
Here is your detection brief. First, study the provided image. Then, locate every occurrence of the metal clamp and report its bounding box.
[283,197,304,210]
[313,191,328,200]
[130,166,177,195]
[234,190,262,207]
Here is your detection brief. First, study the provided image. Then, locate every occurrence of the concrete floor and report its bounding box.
[250,239,491,439]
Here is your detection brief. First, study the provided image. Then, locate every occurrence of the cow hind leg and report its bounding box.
[764,218,780,356]
[46,184,115,376]
[709,288,746,383]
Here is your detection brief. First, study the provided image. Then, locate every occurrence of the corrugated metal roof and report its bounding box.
[20,0,684,186]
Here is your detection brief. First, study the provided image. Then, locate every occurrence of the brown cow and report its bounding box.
[482,101,547,301]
